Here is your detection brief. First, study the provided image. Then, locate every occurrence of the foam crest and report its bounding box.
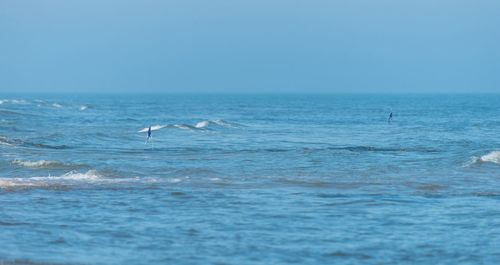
[0,171,170,189]
[79,104,93,111]
[195,121,210,128]
[0,100,7,104]
[33,100,65,109]
[139,125,168,133]
[10,159,65,168]
[0,170,103,188]
[173,124,199,132]
[140,120,239,133]
[48,170,102,181]
[139,124,208,133]
[195,119,239,129]
[476,151,500,164]
[214,119,239,128]
[0,135,15,146]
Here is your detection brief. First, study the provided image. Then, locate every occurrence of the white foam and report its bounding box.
[0,136,14,146]
[0,170,102,188]
[138,125,168,133]
[468,151,500,166]
[52,103,63,108]
[174,124,196,132]
[0,100,7,104]
[195,121,210,128]
[479,151,500,164]
[214,119,239,128]
[0,141,14,147]
[168,178,183,183]
[11,159,65,168]
[46,170,102,181]
[0,170,171,189]
[12,99,27,104]
[168,176,190,183]
[195,120,239,129]
[139,123,218,133]
[80,105,88,111]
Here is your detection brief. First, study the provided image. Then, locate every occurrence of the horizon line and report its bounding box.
[1,91,499,95]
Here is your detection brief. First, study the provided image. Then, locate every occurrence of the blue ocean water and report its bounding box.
[0,93,499,264]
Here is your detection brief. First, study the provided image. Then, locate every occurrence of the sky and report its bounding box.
[1,0,499,93]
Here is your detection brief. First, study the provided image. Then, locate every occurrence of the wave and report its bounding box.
[138,120,239,133]
[317,146,437,153]
[0,135,70,149]
[26,142,70,149]
[195,119,239,129]
[35,99,67,108]
[0,170,177,189]
[79,104,94,111]
[338,146,410,152]
[138,124,169,133]
[0,170,103,188]
[10,159,65,168]
[194,121,210,128]
[472,151,500,165]
[1,119,16,124]
[0,135,17,146]
[33,100,66,109]
[0,110,32,117]
[37,101,92,111]
[0,99,29,105]
[173,124,201,132]
[138,124,209,133]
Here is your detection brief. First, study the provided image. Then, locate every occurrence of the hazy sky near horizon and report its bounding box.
[1,0,499,93]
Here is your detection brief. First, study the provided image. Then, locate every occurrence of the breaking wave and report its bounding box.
[0,170,103,188]
[10,159,65,168]
[195,119,240,129]
[33,100,67,109]
[139,124,208,133]
[79,105,93,111]
[173,124,200,132]
[139,120,239,133]
[138,125,169,133]
[472,151,500,165]
[0,171,184,189]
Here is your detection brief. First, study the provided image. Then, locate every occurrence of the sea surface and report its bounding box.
[0,93,499,264]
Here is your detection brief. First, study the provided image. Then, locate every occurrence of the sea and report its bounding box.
[0,93,499,264]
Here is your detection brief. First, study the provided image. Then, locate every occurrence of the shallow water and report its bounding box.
[1,94,499,264]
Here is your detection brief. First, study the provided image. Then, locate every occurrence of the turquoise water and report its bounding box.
[1,94,499,264]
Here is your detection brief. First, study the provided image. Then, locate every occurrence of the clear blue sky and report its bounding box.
[1,0,499,93]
